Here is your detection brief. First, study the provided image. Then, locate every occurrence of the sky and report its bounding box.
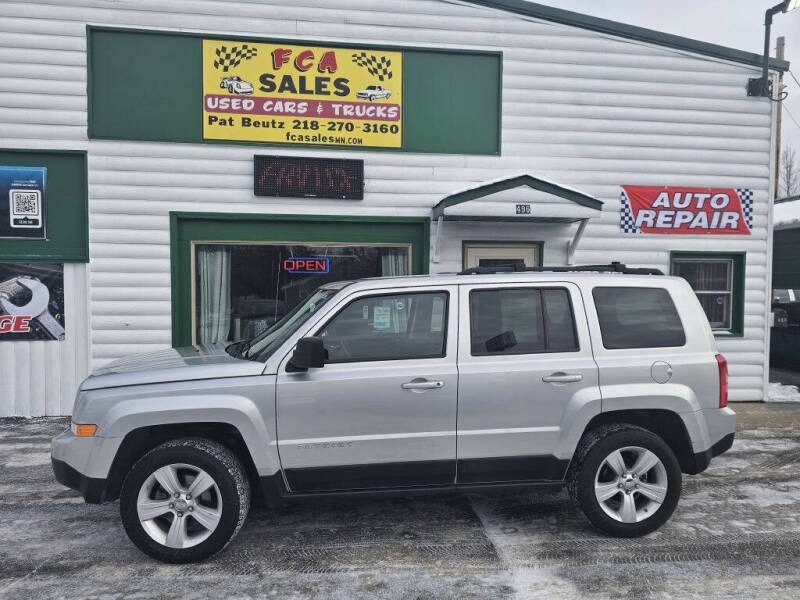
[538,0,800,153]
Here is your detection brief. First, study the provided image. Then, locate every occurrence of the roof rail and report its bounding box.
[458,261,663,276]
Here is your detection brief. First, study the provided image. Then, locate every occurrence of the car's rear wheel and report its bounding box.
[568,425,681,537]
[120,437,250,563]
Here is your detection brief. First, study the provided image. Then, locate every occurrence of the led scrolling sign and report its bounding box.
[254,155,364,200]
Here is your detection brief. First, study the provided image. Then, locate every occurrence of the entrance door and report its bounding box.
[464,243,540,270]
[276,286,459,492]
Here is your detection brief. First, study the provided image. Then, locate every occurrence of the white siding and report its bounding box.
[0,263,90,416]
[0,0,777,413]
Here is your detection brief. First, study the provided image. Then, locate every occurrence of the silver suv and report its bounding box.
[51,263,735,563]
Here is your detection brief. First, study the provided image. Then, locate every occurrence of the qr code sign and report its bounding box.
[11,190,40,216]
[9,189,42,229]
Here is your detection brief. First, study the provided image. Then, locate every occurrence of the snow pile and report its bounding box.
[767,382,800,403]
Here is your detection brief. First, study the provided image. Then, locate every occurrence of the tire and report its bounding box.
[120,437,251,563]
[567,424,681,537]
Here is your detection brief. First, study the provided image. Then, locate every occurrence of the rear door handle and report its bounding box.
[542,373,583,384]
[401,379,445,391]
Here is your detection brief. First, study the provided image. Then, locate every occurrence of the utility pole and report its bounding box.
[775,35,785,200]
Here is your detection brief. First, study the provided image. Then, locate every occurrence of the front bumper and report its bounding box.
[51,429,121,503]
[52,457,108,503]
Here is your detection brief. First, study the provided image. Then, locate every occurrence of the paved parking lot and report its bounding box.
[1,403,800,599]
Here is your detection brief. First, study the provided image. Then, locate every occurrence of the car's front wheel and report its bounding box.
[120,437,250,563]
[568,424,681,537]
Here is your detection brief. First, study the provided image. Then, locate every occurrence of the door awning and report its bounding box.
[432,173,603,222]
[431,174,604,266]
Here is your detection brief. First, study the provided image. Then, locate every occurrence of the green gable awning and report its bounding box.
[432,174,603,222]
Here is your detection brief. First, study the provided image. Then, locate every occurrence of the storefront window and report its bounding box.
[194,243,410,344]
[671,254,744,334]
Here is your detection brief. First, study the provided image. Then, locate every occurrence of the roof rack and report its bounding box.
[458,261,663,276]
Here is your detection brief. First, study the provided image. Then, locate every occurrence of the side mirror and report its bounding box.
[288,336,325,371]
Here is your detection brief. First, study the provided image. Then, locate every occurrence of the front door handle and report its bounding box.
[401,379,445,391]
[542,372,583,384]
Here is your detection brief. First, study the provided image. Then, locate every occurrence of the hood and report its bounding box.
[80,343,264,391]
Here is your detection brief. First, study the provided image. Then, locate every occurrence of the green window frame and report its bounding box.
[670,251,745,337]
[170,212,430,347]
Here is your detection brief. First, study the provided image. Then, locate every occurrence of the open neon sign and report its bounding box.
[283,257,330,274]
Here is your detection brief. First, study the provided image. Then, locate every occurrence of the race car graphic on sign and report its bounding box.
[619,186,753,235]
[202,40,403,148]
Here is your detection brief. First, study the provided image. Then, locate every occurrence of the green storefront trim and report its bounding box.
[0,149,89,262]
[87,26,502,156]
[170,212,431,347]
[669,250,746,338]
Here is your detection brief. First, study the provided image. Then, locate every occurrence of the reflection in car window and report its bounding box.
[243,288,339,361]
[593,287,686,349]
[319,292,448,363]
[469,287,578,356]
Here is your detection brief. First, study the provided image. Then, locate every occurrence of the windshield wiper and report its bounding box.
[226,339,252,359]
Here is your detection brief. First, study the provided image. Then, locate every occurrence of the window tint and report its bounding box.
[319,292,447,362]
[470,287,578,356]
[543,289,578,351]
[592,287,685,349]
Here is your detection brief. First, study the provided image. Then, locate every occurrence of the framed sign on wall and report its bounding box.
[203,40,402,148]
[0,166,46,240]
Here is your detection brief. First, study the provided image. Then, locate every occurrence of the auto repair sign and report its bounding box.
[202,40,402,148]
[620,186,753,235]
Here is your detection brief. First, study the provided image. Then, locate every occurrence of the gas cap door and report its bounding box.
[651,361,673,384]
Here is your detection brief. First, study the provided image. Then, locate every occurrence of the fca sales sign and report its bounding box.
[202,40,402,148]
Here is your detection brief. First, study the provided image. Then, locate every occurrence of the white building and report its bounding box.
[0,0,787,416]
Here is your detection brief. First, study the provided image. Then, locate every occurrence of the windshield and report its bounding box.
[227,288,339,361]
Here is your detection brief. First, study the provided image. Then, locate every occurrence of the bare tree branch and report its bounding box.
[780,145,799,198]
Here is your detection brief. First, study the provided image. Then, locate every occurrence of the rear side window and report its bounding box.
[470,287,578,356]
[592,287,685,349]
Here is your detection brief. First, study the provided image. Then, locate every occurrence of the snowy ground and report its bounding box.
[768,382,800,403]
[1,403,800,599]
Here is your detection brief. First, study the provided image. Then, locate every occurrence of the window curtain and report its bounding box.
[380,249,410,332]
[380,248,409,277]
[198,246,232,344]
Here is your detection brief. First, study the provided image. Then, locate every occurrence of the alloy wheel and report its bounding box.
[593,446,668,523]
[136,463,223,549]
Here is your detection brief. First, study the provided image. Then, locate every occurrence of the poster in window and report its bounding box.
[202,39,402,148]
[0,166,46,240]
[620,186,753,235]
[0,263,64,341]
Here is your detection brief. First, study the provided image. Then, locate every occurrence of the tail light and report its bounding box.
[716,354,728,408]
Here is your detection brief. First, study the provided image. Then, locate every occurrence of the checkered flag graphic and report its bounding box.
[619,190,640,234]
[736,188,754,230]
[351,52,393,81]
[213,45,257,72]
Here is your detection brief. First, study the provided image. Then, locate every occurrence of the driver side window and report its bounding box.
[319,291,448,363]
